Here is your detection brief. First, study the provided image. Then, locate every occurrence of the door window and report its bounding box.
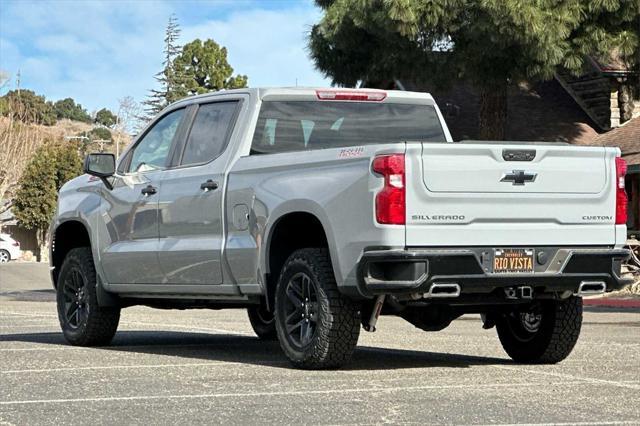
[128,108,185,173]
[180,101,238,166]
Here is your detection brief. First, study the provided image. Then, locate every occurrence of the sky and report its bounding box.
[0,0,331,112]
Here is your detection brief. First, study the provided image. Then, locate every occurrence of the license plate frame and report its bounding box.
[493,248,535,274]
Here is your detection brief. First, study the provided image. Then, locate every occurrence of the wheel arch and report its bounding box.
[51,219,92,288]
[262,207,336,310]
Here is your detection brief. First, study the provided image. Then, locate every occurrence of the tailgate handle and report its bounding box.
[502,149,536,162]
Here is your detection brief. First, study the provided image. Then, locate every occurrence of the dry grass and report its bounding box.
[0,116,131,215]
[0,115,57,210]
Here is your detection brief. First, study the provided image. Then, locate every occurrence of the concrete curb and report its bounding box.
[583,297,640,309]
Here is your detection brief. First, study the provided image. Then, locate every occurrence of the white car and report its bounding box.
[0,233,21,262]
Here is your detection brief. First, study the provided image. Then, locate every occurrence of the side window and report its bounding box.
[252,118,307,154]
[181,101,238,166]
[128,108,184,173]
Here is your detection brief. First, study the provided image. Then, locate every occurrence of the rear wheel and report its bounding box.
[496,296,582,364]
[274,248,360,369]
[248,302,277,340]
[56,247,120,346]
[0,249,10,263]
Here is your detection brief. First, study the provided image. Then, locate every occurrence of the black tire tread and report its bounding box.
[497,296,582,364]
[247,305,277,340]
[276,248,360,369]
[57,247,120,346]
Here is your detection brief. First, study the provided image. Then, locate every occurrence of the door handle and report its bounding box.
[141,185,157,196]
[200,179,219,191]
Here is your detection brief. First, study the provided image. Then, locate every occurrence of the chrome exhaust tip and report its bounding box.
[577,281,606,296]
[424,283,461,298]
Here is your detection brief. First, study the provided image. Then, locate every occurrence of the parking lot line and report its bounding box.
[0,361,256,374]
[0,380,586,406]
[0,311,254,336]
[0,312,56,318]
[491,364,640,390]
[477,422,639,426]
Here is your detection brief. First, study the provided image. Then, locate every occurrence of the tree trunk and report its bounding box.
[478,82,508,140]
[36,228,48,263]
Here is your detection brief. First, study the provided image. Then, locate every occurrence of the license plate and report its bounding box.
[493,248,534,273]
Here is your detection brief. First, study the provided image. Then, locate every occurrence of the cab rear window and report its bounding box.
[250,101,445,155]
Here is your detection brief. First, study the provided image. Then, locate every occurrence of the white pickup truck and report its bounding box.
[51,87,632,369]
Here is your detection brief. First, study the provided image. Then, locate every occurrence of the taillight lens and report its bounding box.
[615,157,628,225]
[372,154,405,225]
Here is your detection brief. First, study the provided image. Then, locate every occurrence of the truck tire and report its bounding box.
[274,248,360,369]
[56,247,120,346]
[247,303,277,340]
[496,296,582,364]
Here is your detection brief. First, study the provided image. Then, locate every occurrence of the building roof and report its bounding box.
[580,117,640,166]
[394,79,599,145]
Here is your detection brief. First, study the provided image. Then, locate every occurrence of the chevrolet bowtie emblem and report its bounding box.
[500,170,537,186]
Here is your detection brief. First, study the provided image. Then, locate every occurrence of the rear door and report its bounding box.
[157,98,242,285]
[405,142,618,247]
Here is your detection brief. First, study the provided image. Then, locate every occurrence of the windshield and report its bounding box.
[251,101,445,154]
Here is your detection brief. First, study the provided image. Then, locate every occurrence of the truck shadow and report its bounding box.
[1,330,510,370]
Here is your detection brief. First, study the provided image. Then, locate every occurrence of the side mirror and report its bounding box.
[84,153,115,190]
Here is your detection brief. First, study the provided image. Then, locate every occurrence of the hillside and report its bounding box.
[0,116,131,213]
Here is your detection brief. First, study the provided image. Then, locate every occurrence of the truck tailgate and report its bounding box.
[405,142,618,246]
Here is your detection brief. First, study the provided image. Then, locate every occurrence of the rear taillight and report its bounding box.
[12,242,19,247]
[372,154,405,225]
[615,157,628,225]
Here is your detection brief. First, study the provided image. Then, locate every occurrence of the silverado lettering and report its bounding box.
[411,214,466,221]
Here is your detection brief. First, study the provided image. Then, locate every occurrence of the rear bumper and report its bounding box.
[357,247,632,297]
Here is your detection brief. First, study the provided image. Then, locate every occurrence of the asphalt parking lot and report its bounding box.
[1,263,639,425]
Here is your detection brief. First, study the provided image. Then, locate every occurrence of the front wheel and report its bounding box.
[56,247,120,346]
[274,248,360,369]
[0,249,10,262]
[495,296,582,364]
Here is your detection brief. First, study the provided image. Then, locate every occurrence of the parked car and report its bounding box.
[0,233,21,262]
[50,87,632,369]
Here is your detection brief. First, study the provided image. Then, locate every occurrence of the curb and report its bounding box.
[583,297,640,309]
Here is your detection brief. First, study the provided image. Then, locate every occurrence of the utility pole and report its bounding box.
[115,112,121,159]
[15,69,21,96]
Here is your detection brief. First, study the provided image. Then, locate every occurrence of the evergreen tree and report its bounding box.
[142,14,183,118]
[171,38,248,99]
[309,0,640,139]
[95,108,117,127]
[13,142,82,261]
[0,90,56,125]
[53,98,92,123]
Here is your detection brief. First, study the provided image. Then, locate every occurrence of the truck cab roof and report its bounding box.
[170,87,437,108]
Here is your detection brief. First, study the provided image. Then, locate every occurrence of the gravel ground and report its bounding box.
[1,263,639,425]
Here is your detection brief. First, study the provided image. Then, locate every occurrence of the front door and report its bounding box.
[158,100,240,285]
[100,107,186,285]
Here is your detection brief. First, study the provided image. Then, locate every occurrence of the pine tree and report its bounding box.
[142,14,183,119]
[171,39,248,99]
[309,0,640,140]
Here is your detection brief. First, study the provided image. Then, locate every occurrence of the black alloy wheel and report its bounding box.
[282,272,319,349]
[61,266,90,329]
[274,248,360,369]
